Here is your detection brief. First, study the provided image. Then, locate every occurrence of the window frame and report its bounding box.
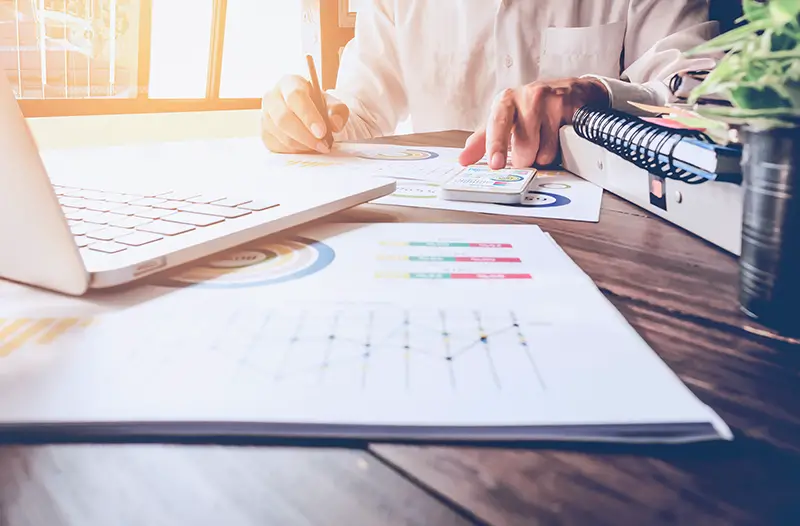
[16,0,263,117]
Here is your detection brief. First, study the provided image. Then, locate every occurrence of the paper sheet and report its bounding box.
[38,138,604,223]
[0,223,730,443]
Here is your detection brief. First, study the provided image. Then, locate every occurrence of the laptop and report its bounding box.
[0,74,396,296]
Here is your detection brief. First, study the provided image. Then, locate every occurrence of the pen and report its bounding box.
[306,54,334,149]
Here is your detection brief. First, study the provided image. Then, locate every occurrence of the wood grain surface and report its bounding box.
[3,124,797,525]
[0,446,475,526]
[371,300,800,526]
[350,132,800,526]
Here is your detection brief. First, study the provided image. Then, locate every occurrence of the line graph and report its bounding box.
[197,305,553,393]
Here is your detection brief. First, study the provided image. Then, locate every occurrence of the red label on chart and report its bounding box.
[454,257,521,263]
[450,273,532,280]
[469,243,513,248]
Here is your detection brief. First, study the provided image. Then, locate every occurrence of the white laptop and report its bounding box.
[0,75,395,296]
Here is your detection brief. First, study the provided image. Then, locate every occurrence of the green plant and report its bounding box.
[686,0,800,129]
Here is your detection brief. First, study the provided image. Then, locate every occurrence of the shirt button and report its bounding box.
[504,55,514,68]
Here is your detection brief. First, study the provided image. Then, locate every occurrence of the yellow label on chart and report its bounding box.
[0,317,92,357]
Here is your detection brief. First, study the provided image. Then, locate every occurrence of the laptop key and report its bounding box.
[238,200,280,212]
[87,227,132,242]
[138,221,195,236]
[130,197,168,207]
[152,200,185,210]
[134,208,176,220]
[58,197,86,209]
[88,241,127,254]
[82,199,121,213]
[63,209,91,221]
[116,231,164,247]
[162,211,225,227]
[161,191,200,201]
[108,216,152,229]
[70,223,103,236]
[73,235,90,248]
[186,195,226,204]
[181,203,251,219]
[101,193,135,204]
[83,211,112,225]
[213,197,252,207]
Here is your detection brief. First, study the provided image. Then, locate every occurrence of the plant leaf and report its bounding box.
[770,0,800,27]
[684,19,772,56]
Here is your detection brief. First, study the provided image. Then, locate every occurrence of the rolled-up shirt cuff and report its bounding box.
[580,75,672,115]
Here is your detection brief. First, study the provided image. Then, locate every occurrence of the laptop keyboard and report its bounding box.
[52,185,280,256]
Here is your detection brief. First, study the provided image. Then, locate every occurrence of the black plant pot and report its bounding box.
[738,125,800,336]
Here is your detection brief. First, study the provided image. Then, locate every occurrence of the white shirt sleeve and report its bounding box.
[326,0,408,141]
[585,0,720,114]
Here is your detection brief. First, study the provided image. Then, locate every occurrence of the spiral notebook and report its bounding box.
[561,106,744,255]
[571,106,742,182]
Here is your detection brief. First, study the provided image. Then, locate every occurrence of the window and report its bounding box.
[1,0,141,99]
[219,0,305,98]
[1,0,311,116]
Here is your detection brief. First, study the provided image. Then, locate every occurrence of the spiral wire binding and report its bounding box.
[573,105,715,185]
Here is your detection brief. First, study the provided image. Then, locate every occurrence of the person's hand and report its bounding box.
[261,75,350,154]
[459,77,610,169]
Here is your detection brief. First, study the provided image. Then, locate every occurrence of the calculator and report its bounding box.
[441,165,538,204]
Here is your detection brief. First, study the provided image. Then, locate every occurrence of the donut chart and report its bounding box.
[354,148,440,161]
[538,182,572,190]
[497,190,572,209]
[159,236,336,289]
[522,191,572,208]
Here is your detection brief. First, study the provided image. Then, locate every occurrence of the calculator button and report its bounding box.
[138,221,195,236]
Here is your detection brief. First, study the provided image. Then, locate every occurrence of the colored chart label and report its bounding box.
[0,317,92,357]
[378,255,521,263]
[376,272,532,280]
[380,242,513,248]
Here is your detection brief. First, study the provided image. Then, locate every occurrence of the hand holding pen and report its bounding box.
[260,55,349,154]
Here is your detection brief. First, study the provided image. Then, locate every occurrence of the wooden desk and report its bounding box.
[3,112,798,526]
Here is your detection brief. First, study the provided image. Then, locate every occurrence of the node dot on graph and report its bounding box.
[365,343,371,348]
[480,335,489,343]
[404,345,410,350]
[445,356,453,361]
[328,334,335,340]
[513,323,520,328]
